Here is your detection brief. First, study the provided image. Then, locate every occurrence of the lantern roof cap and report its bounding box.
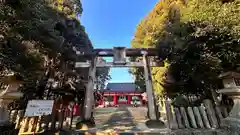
[2,73,23,83]
[219,71,240,79]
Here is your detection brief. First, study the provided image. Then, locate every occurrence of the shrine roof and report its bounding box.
[104,82,141,92]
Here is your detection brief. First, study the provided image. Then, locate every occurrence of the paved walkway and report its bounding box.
[94,106,148,131]
[73,106,225,134]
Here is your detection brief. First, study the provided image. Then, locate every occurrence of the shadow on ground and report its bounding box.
[100,107,141,132]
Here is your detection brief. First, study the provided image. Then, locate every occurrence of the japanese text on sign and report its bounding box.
[25,100,54,117]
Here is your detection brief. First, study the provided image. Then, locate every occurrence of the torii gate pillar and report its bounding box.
[83,57,97,121]
[142,52,164,128]
[142,54,159,121]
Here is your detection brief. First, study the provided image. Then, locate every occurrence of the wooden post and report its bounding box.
[180,107,190,128]
[27,117,36,132]
[9,110,17,123]
[174,108,184,129]
[43,115,51,131]
[193,107,204,128]
[113,95,117,105]
[127,95,131,104]
[199,106,211,128]
[69,102,74,129]
[15,110,24,129]
[57,106,64,129]
[19,117,29,134]
[35,116,42,133]
[187,107,197,128]
[165,99,173,128]
[51,101,57,130]
[203,99,219,128]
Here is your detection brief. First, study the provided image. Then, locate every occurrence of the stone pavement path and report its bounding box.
[127,107,148,123]
[73,106,225,134]
[94,106,148,132]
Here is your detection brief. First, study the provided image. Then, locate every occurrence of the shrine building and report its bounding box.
[100,82,145,106]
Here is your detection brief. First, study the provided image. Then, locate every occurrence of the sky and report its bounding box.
[80,0,159,83]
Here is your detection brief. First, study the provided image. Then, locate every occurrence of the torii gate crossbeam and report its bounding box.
[75,48,159,57]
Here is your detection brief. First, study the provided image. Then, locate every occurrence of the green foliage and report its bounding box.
[129,67,146,91]
[130,0,184,97]
[96,57,111,90]
[0,0,110,103]
[162,21,240,98]
[131,0,240,99]
[171,95,189,107]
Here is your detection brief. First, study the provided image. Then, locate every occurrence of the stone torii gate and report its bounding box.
[75,47,165,127]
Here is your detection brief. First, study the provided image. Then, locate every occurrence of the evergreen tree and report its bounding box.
[131,0,240,99]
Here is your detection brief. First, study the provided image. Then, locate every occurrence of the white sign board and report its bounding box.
[25,100,54,117]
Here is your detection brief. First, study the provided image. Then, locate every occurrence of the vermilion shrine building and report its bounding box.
[100,82,146,106]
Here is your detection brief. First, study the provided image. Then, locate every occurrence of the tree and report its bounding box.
[131,0,240,99]
[161,21,240,98]
[160,0,240,98]
[130,0,185,98]
[0,0,108,107]
[95,57,111,90]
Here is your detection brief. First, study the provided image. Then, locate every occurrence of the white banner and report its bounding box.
[25,100,54,117]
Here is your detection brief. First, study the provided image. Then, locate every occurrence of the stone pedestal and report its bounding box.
[220,96,240,133]
[228,97,240,118]
[0,100,17,135]
[218,72,240,134]
[0,99,11,126]
[219,88,240,134]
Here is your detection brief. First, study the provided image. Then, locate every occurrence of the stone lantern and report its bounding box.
[218,71,240,129]
[0,72,23,126]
